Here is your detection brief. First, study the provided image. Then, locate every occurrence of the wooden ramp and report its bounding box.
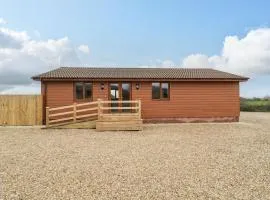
[45,100,142,131]
[45,101,98,128]
[51,120,97,129]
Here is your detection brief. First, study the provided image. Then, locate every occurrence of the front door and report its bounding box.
[109,82,131,112]
[121,83,131,112]
[110,83,119,112]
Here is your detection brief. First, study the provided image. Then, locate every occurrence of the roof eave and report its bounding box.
[239,77,249,82]
[33,77,249,82]
[31,76,41,81]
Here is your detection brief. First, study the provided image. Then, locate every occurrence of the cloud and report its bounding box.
[182,54,215,68]
[138,59,175,68]
[159,60,175,68]
[0,25,89,94]
[0,18,7,24]
[78,44,90,54]
[0,27,29,48]
[0,83,40,94]
[182,28,270,76]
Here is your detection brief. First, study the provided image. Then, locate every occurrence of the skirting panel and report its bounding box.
[143,116,239,123]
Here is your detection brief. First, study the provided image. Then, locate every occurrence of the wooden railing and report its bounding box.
[98,100,141,119]
[45,99,141,128]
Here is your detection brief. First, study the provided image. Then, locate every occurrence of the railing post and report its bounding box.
[138,99,141,119]
[46,107,49,127]
[97,99,102,120]
[73,102,77,122]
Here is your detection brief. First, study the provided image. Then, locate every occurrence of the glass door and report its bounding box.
[109,82,131,113]
[110,83,119,112]
[121,83,131,112]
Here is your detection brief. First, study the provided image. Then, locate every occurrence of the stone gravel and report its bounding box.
[0,112,270,200]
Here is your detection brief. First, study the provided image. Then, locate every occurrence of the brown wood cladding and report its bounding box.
[43,81,240,119]
[132,82,239,118]
[46,82,74,107]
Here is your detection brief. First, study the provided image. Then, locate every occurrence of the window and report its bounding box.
[152,82,169,100]
[75,83,84,99]
[161,83,169,98]
[152,82,160,99]
[75,82,93,100]
[85,83,92,99]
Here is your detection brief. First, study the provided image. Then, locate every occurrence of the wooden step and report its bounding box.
[99,113,140,121]
[96,119,142,131]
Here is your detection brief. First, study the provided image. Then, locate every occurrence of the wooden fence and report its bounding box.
[0,95,42,126]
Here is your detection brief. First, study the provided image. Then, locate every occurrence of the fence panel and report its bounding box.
[0,95,42,126]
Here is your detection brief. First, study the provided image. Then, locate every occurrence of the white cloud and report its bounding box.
[0,83,40,94]
[182,54,215,68]
[182,28,270,76]
[78,44,90,54]
[160,60,175,67]
[138,59,175,68]
[0,25,87,94]
[0,18,7,24]
[0,27,29,48]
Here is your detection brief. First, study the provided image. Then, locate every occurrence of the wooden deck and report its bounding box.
[45,99,142,131]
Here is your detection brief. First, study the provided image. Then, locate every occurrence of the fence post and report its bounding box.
[73,103,77,122]
[46,107,49,127]
[97,99,101,120]
[138,99,141,119]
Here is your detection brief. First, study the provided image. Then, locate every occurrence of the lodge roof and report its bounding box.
[32,67,249,81]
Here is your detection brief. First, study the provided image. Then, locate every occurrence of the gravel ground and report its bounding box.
[0,112,270,200]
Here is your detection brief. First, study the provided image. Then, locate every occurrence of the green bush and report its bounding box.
[240,99,270,112]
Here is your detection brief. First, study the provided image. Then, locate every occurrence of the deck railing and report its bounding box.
[45,99,141,128]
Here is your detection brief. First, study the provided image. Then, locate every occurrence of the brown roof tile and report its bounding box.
[32,67,249,81]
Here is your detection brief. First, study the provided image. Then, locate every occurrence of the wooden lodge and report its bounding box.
[32,67,248,130]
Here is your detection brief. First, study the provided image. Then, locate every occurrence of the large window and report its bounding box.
[152,82,170,100]
[152,83,160,99]
[84,83,92,99]
[161,83,169,98]
[75,82,93,100]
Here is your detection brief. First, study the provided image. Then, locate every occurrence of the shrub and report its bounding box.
[240,99,270,112]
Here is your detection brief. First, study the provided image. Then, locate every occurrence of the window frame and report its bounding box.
[74,82,93,101]
[151,82,170,100]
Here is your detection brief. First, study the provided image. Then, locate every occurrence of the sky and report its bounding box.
[0,0,270,97]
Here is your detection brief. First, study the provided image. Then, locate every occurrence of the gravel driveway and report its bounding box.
[0,112,270,200]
